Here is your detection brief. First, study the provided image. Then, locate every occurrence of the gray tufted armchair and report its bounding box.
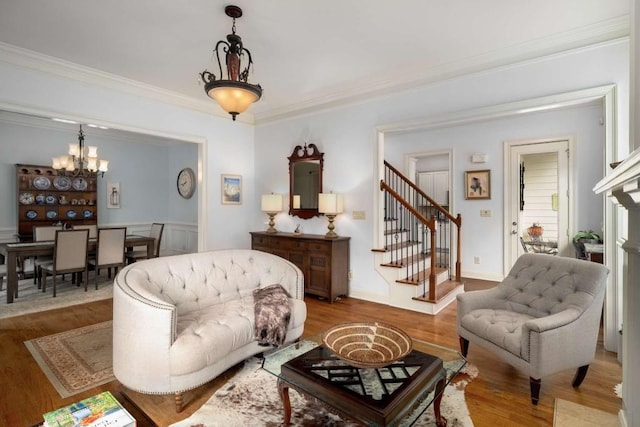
[457,253,608,404]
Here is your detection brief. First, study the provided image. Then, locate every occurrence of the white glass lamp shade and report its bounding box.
[65,156,75,171]
[318,193,344,215]
[87,145,98,158]
[52,157,61,170]
[98,160,109,172]
[261,194,283,213]
[87,158,98,172]
[209,86,260,116]
[68,143,80,157]
[58,156,69,169]
[293,194,301,209]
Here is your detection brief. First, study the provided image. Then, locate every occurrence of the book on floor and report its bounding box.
[42,391,135,427]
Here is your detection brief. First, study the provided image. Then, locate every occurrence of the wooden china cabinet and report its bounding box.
[16,164,98,241]
[250,231,350,303]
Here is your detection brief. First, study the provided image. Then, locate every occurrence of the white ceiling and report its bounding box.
[0,1,630,123]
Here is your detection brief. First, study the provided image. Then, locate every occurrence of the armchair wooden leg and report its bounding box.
[175,392,183,413]
[572,365,589,387]
[459,337,469,357]
[529,377,541,405]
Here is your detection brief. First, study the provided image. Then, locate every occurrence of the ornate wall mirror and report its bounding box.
[288,143,323,219]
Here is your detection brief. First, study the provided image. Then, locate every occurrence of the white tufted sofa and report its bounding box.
[112,249,307,412]
[457,253,608,405]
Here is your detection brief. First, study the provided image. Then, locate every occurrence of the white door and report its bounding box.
[504,139,570,273]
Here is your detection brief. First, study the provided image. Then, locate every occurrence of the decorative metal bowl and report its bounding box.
[322,322,413,369]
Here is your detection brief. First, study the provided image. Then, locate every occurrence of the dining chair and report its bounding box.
[73,224,98,239]
[126,223,164,264]
[0,263,6,291]
[32,225,63,287]
[89,227,126,289]
[39,229,89,297]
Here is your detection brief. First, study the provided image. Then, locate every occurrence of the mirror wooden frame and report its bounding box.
[288,143,324,219]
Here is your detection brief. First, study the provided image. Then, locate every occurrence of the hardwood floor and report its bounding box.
[0,281,621,426]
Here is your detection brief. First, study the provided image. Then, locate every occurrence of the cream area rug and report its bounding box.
[24,321,114,398]
[553,399,619,427]
[171,358,477,427]
[0,275,113,320]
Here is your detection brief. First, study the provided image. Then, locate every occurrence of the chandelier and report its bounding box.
[51,125,108,177]
[200,5,262,121]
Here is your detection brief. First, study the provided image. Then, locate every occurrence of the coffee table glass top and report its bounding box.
[262,333,466,426]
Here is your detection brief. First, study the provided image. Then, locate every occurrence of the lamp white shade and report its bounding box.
[318,193,344,214]
[87,145,99,158]
[68,143,80,157]
[261,193,283,213]
[293,194,301,209]
[87,158,98,172]
[52,157,61,169]
[98,160,109,172]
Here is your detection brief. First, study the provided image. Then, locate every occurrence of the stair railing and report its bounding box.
[380,161,461,300]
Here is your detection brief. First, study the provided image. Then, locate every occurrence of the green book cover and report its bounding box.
[43,391,135,427]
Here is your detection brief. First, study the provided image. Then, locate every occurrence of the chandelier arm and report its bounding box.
[239,47,254,83]
[215,40,229,80]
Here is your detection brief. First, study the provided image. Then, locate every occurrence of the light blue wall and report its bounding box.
[0,118,198,230]
[254,39,629,298]
[386,103,604,275]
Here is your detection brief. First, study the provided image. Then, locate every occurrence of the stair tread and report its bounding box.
[413,279,462,303]
[396,266,449,285]
[381,252,429,268]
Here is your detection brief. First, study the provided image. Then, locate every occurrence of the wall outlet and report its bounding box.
[348,270,353,280]
[474,256,481,264]
[352,211,366,220]
[480,209,491,217]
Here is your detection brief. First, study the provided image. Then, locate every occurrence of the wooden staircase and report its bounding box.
[374,161,463,315]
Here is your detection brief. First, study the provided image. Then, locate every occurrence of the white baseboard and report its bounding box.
[461,269,504,282]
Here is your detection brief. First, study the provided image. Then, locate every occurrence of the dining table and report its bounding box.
[0,234,155,304]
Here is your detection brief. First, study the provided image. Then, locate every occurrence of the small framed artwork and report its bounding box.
[464,169,491,200]
[221,174,242,205]
[107,182,121,208]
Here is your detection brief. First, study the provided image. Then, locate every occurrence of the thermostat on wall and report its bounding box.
[471,153,487,163]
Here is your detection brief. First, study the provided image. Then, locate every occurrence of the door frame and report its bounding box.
[503,137,574,273]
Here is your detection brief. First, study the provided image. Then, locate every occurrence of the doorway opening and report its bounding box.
[504,138,571,272]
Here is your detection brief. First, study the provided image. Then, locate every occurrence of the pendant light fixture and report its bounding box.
[200,5,262,121]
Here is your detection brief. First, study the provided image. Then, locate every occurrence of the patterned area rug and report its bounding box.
[0,276,113,320]
[171,358,477,427]
[24,321,114,398]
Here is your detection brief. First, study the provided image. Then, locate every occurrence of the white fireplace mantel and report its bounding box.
[594,148,640,427]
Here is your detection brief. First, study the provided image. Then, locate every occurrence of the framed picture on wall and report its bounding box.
[107,182,121,208]
[221,174,242,205]
[464,169,491,200]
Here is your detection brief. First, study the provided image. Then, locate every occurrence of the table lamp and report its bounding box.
[261,193,283,234]
[318,193,344,239]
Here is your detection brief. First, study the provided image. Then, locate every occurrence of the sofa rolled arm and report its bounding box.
[113,267,178,393]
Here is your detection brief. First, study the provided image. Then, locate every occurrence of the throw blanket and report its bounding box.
[254,284,291,346]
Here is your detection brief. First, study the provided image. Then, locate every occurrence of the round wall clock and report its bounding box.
[177,167,196,199]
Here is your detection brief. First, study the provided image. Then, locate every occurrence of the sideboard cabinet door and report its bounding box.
[250,231,350,303]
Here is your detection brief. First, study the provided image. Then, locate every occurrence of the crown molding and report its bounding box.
[253,16,630,125]
[0,42,256,125]
[0,15,628,127]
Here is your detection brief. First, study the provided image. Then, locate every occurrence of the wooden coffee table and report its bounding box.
[262,334,466,426]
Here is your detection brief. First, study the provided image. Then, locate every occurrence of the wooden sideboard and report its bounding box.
[250,231,350,302]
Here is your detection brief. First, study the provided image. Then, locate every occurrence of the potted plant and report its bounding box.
[527,222,544,240]
[573,230,601,244]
